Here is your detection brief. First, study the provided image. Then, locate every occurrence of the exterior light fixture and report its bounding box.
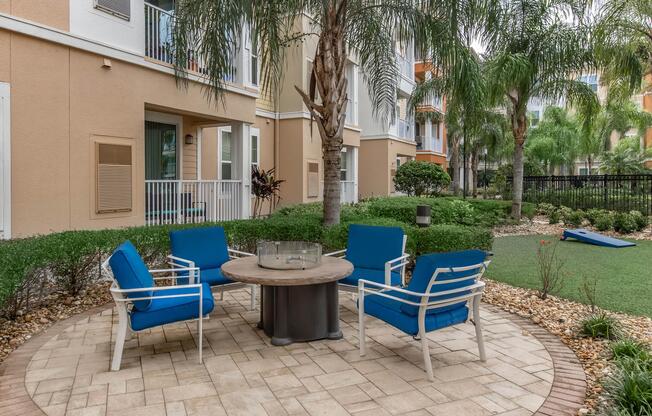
[416,205,431,228]
[184,134,194,145]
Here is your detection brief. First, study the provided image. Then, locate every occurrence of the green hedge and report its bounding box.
[0,213,493,317]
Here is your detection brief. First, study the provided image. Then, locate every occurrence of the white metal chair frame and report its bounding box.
[101,258,208,372]
[325,235,410,292]
[358,260,491,381]
[167,248,257,310]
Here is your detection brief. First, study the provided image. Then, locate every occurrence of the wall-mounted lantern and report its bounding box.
[184,134,194,145]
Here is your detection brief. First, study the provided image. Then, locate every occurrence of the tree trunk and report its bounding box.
[510,105,527,220]
[587,155,592,173]
[471,149,479,198]
[451,135,461,195]
[294,1,348,226]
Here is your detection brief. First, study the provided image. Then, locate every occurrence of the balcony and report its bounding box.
[416,135,444,154]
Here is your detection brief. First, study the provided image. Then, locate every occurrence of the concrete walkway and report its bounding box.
[0,289,586,416]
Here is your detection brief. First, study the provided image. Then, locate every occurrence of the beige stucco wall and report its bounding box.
[0,0,69,31]
[359,138,416,198]
[4,32,256,237]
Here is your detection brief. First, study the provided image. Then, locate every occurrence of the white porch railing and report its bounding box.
[145,180,242,225]
[340,181,357,204]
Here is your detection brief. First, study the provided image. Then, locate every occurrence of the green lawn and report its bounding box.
[485,235,652,318]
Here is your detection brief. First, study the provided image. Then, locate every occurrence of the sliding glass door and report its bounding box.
[145,121,177,180]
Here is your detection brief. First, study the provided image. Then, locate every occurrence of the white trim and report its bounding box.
[255,109,278,119]
[250,127,260,168]
[0,83,10,239]
[145,111,183,180]
[0,12,258,99]
[256,109,361,133]
[196,127,202,180]
[360,135,417,146]
[217,126,233,181]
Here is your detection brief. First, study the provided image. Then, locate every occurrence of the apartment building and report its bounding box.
[0,1,416,238]
[413,59,447,168]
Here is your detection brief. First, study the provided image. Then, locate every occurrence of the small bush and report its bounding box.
[537,203,557,216]
[393,161,451,196]
[536,239,565,299]
[585,208,608,226]
[563,210,585,227]
[595,212,615,231]
[612,339,651,363]
[443,200,476,225]
[580,313,620,339]
[415,224,493,254]
[548,209,561,224]
[606,359,652,415]
[614,212,638,234]
[629,210,648,231]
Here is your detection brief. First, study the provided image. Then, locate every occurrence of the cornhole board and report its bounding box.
[561,229,636,248]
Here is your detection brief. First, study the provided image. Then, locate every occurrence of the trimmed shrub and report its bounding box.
[580,313,620,339]
[629,210,648,231]
[415,225,493,254]
[563,209,585,227]
[585,208,608,226]
[393,161,451,196]
[537,203,557,216]
[595,213,615,231]
[614,212,639,234]
[549,210,561,224]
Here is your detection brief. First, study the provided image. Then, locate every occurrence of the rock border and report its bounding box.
[0,303,586,416]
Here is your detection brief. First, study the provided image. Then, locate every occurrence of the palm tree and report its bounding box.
[600,137,652,174]
[525,106,580,174]
[482,0,599,219]
[170,1,436,225]
[594,0,651,98]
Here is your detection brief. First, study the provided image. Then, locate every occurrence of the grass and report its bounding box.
[485,235,652,317]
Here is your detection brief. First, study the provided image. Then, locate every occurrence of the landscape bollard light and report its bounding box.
[416,205,431,228]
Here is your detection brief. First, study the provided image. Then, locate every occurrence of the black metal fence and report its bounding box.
[507,174,652,214]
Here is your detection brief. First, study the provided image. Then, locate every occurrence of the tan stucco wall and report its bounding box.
[6,32,256,237]
[359,138,416,198]
[0,0,69,31]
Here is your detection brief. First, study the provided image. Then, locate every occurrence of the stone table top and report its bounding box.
[221,256,353,286]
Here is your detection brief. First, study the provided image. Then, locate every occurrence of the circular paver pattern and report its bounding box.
[0,289,585,416]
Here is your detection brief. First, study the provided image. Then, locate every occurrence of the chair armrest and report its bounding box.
[358,279,485,308]
[167,255,194,268]
[110,283,203,302]
[324,249,346,258]
[228,248,255,258]
[384,254,410,285]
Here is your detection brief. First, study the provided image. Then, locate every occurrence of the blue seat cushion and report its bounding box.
[362,291,469,336]
[340,267,402,287]
[130,282,215,331]
[177,267,233,286]
[346,224,405,270]
[109,241,155,312]
[401,250,487,317]
[170,226,230,269]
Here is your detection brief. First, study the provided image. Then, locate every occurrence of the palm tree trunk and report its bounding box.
[294,1,347,226]
[451,136,461,195]
[510,106,527,220]
[471,150,479,198]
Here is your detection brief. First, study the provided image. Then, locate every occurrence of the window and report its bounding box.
[251,129,260,168]
[96,142,132,214]
[246,28,259,86]
[145,121,177,180]
[530,110,540,127]
[579,74,598,92]
[95,0,131,20]
[221,130,232,180]
[340,150,348,181]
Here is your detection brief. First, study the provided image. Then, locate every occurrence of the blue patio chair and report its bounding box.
[102,241,214,371]
[358,249,491,381]
[325,224,409,292]
[168,226,257,310]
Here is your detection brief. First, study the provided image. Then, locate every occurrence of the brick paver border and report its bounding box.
[0,303,587,416]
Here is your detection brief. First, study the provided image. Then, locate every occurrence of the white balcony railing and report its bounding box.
[398,119,414,140]
[340,181,357,204]
[145,3,215,76]
[397,55,413,79]
[145,180,242,225]
[416,135,444,153]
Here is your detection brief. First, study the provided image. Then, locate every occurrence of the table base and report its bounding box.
[258,281,342,346]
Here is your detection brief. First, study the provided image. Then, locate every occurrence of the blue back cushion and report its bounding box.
[401,250,488,316]
[109,241,155,311]
[346,224,404,270]
[169,226,230,270]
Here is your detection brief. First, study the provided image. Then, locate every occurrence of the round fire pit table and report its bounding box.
[221,256,353,346]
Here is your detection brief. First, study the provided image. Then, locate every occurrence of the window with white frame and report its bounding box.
[251,128,260,169]
[246,27,259,87]
[340,149,348,181]
[221,130,233,180]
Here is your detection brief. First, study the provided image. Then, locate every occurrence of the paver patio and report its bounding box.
[0,289,586,416]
